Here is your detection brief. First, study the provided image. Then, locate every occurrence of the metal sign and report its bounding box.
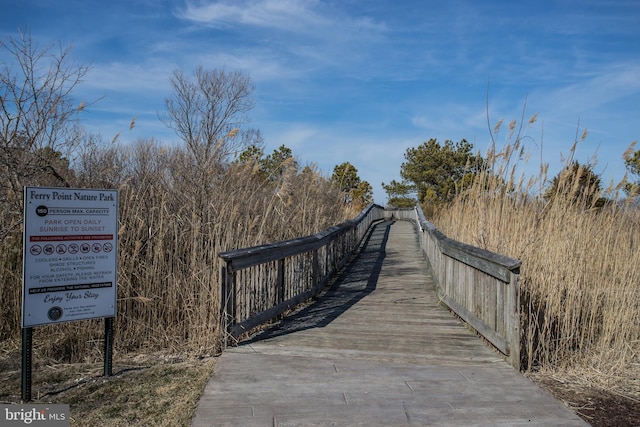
[22,187,118,327]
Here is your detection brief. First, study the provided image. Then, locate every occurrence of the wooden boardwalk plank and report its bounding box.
[192,220,588,426]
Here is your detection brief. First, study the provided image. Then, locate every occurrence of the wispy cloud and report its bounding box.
[178,0,385,35]
[176,0,389,77]
[545,62,640,113]
[193,51,305,82]
[82,61,174,92]
[178,0,326,32]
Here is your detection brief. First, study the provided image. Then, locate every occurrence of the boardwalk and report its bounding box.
[192,220,588,426]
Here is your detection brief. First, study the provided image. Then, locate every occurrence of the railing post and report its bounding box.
[221,262,236,348]
[506,270,521,370]
[277,258,285,307]
[312,249,319,292]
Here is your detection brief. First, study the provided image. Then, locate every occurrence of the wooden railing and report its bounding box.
[405,206,522,369]
[218,204,385,345]
[219,204,521,369]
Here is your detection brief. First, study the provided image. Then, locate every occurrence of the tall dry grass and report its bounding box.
[431,122,640,399]
[0,138,351,362]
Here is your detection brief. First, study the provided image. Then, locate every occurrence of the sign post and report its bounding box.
[104,317,114,376]
[21,327,32,402]
[22,187,118,401]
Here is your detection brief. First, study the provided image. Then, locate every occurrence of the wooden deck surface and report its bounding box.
[192,220,588,426]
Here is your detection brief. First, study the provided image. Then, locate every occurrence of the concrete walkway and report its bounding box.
[192,220,588,426]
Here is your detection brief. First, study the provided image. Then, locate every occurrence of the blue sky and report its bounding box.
[2,0,639,203]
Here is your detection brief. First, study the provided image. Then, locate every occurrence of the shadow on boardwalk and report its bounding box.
[192,220,589,426]
[246,220,394,342]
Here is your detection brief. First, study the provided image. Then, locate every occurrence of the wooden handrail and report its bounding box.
[218,204,386,346]
[403,205,522,369]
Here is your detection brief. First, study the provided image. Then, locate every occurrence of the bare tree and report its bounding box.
[161,67,258,171]
[0,29,91,241]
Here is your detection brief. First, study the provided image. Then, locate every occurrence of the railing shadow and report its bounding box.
[244,220,393,343]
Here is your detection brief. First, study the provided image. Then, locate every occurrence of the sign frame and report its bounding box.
[22,186,118,327]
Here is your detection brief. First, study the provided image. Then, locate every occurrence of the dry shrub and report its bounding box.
[432,131,640,399]
[0,138,350,362]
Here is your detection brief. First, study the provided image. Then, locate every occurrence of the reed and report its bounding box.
[0,139,350,362]
[431,124,640,399]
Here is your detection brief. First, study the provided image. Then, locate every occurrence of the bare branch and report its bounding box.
[160,67,256,168]
[0,28,91,242]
